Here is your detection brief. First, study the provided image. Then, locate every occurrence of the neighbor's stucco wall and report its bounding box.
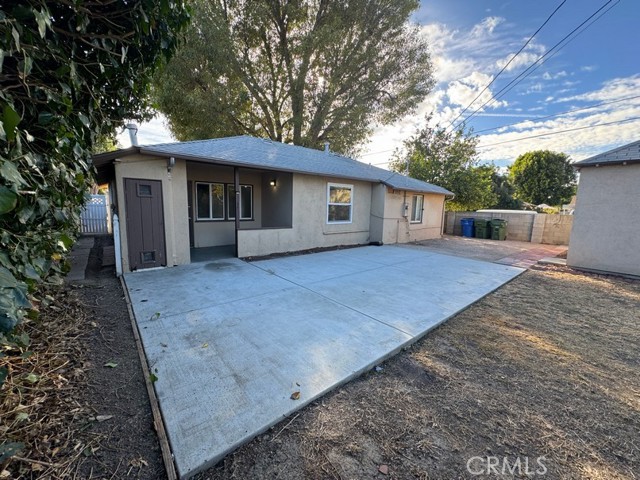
[114,154,190,273]
[380,189,445,244]
[186,163,262,247]
[237,174,372,257]
[567,164,640,276]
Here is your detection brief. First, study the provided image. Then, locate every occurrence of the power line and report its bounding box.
[471,0,621,116]
[447,0,567,129]
[453,0,619,130]
[473,94,640,134]
[477,116,640,148]
[359,95,639,161]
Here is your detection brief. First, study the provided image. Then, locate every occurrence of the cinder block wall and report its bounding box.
[444,211,572,245]
[541,215,573,245]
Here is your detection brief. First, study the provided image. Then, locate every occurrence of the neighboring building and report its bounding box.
[93,135,453,273]
[567,140,640,277]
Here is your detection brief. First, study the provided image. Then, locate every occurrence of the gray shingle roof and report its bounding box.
[574,140,640,167]
[134,136,452,195]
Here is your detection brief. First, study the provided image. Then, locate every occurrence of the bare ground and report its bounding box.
[198,265,640,479]
[0,236,163,479]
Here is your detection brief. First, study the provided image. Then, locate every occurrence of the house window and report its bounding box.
[327,183,353,223]
[227,184,254,220]
[196,182,225,220]
[410,194,424,223]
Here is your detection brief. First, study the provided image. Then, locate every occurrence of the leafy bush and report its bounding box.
[0,1,189,336]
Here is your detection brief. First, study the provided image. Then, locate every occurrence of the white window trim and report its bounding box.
[195,182,225,221]
[410,194,424,224]
[227,184,254,221]
[327,182,353,224]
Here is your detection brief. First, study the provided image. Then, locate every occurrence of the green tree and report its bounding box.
[154,0,433,154]
[509,150,576,205]
[0,1,189,335]
[390,119,497,211]
[490,171,523,209]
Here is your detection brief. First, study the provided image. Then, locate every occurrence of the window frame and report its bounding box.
[195,182,225,221]
[326,182,353,224]
[195,181,254,222]
[226,184,254,221]
[410,194,424,224]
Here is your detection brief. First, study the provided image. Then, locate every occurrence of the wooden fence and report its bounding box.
[80,194,109,234]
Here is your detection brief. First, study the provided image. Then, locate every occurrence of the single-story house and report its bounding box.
[93,135,453,273]
[567,140,640,277]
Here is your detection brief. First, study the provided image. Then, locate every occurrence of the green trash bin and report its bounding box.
[474,219,491,239]
[490,219,508,241]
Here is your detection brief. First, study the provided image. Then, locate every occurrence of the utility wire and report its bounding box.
[453,0,618,130]
[471,0,621,116]
[473,94,640,134]
[360,94,640,161]
[447,0,567,129]
[477,116,640,148]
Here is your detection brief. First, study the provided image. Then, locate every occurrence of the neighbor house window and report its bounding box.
[196,182,225,220]
[327,183,353,223]
[410,194,424,223]
[227,184,254,220]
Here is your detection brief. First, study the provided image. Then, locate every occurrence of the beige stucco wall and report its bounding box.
[567,164,640,276]
[379,188,445,244]
[237,174,372,257]
[114,154,190,273]
[186,163,262,247]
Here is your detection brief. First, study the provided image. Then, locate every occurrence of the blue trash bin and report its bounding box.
[461,218,475,238]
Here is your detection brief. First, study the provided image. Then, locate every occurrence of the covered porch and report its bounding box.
[186,161,293,262]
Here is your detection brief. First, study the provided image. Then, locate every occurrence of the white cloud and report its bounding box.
[471,16,505,37]
[580,65,597,72]
[447,71,507,108]
[476,76,640,163]
[542,70,568,80]
[557,75,640,103]
[496,51,539,72]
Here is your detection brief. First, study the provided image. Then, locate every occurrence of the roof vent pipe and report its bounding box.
[125,123,139,147]
[324,142,330,153]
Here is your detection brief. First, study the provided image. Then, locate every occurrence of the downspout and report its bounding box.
[442,193,455,236]
[167,159,177,266]
[234,167,240,257]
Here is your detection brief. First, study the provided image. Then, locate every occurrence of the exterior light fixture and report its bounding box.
[167,156,175,173]
[269,179,277,186]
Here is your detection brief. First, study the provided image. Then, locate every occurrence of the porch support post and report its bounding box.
[234,167,240,257]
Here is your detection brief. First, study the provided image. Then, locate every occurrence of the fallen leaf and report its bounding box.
[149,373,158,383]
[379,464,389,475]
[95,415,113,422]
[24,373,40,383]
[129,457,149,468]
[15,412,29,422]
[201,343,208,348]
[290,391,300,400]
[103,362,118,368]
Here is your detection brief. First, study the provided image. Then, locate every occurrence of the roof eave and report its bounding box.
[574,158,640,169]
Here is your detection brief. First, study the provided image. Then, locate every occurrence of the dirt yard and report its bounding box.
[2,248,638,479]
[198,265,640,479]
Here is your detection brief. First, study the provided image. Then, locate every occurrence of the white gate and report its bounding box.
[80,194,109,234]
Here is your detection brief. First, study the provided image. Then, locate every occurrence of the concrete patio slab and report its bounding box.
[124,245,523,478]
[415,235,567,267]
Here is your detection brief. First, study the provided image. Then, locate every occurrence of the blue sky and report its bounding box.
[119,0,640,169]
